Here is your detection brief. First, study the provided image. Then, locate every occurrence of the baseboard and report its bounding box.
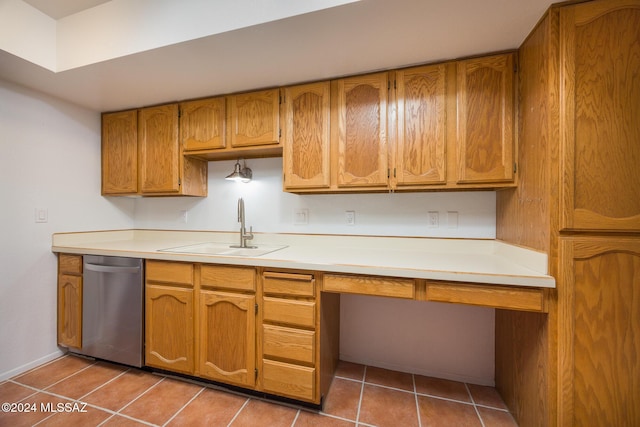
[0,349,65,382]
[338,354,495,387]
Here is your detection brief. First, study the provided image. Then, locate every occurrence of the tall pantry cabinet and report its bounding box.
[496,0,640,426]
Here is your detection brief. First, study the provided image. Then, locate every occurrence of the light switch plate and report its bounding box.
[345,210,355,226]
[294,209,309,225]
[35,208,48,223]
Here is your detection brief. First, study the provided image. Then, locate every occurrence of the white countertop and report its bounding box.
[51,229,555,288]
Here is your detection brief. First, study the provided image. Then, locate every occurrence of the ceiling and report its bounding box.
[23,0,111,19]
[1,0,554,112]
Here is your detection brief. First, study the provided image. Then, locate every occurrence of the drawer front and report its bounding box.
[262,359,316,402]
[263,297,316,329]
[201,265,256,291]
[59,254,82,275]
[323,274,415,299]
[263,271,315,297]
[263,324,315,364]
[146,260,193,286]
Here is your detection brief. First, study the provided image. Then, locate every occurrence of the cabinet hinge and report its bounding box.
[255,303,258,315]
[255,368,258,380]
[513,162,517,174]
[387,81,390,90]
[278,128,282,138]
[387,168,390,179]
[513,62,518,73]
[178,178,181,186]
[394,168,396,178]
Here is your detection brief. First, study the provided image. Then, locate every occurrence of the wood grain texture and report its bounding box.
[560,0,640,231]
[323,273,414,299]
[263,324,315,364]
[559,236,640,426]
[283,82,331,189]
[426,282,546,312]
[396,64,447,185]
[263,297,316,329]
[263,271,315,297]
[57,273,82,348]
[138,104,180,193]
[200,265,256,292]
[336,73,388,188]
[59,254,82,275]
[229,89,280,147]
[102,110,138,195]
[180,97,226,151]
[146,260,193,286]
[145,284,194,374]
[457,53,515,183]
[262,359,315,401]
[198,290,256,387]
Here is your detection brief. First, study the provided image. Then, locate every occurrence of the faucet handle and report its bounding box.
[246,226,254,240]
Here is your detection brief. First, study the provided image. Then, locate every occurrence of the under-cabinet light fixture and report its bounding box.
[225,159,252,183]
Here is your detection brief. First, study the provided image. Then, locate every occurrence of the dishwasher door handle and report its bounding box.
[84,263,141,274]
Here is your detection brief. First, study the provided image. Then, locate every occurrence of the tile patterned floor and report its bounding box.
[0,355,518,427]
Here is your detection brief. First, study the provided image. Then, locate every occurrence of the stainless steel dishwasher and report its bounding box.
[74,255,144,367]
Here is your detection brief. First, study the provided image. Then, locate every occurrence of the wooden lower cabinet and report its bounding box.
[145,261,195,374]
[198,290,256,387]
[558,236,640,426]
[57,254,83,348]
[145,284,195,374]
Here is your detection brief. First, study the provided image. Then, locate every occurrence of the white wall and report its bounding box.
[135,158,497,385]
[0,80,134,380]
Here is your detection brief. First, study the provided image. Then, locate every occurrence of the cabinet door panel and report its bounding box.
[181,97,226,151]
[396,64,447,185]
[283,82,331,189]
[230,89,280,147]
[145,285,194,374]
[336,73,389,187]
[457,53,514,183]
[139,105,180,193]
[199,291,256,387]
[560,1,640,231]
[57,274,82,348]
[102,110,138,194]
[559,237,640,426]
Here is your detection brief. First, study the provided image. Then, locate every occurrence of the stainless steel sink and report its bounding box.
[158,242,286,257]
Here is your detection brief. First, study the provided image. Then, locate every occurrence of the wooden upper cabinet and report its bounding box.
[395,64,448,186]
[229,89,280,147]
[456,53,515,184]
[102,110,138,195]
[180,97,226,151]
[138,104,181,194]
[282,82,331,190]
[335,73,389,188]
[559,0,640,231]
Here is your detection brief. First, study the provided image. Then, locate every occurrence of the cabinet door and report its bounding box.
[180,97,226,151]
[336,73,389,188]
[102,110,138,195]
[138,104,180,193]
[198,290,256,387]
[283,82,331,189]
[145,284,194,374]
[559,0,640,231]
[229,89,280,147]
[558,237,640,426]
[57,274,82,348]
[396,64,447,186]
[456,53,514,183]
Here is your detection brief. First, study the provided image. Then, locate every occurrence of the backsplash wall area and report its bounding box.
[134,159,497,385]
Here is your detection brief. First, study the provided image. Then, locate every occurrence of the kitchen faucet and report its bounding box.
[231,197,255,249]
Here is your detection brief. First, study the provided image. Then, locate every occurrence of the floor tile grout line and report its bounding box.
[14,358,97,392]
[290,409,301,426]
[5,380,40,403]
[77,367,131,401]
[226,397,251,427]
[6,379,156,427]
[354,365,366,426]
[161,385,206,427]
[11,354,72,381]
[413,374,423,427]
[115,375,166,415]
[465,382,486,427]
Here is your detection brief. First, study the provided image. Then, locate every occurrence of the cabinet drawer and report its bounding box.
[323,274,415,299]
[59,254,82,275]
[146,260,193,286]
[262,359,315,402]
[201,265,256,291]
[263,297,315,329]
[263,271,315,297]
[263,324,315,364]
